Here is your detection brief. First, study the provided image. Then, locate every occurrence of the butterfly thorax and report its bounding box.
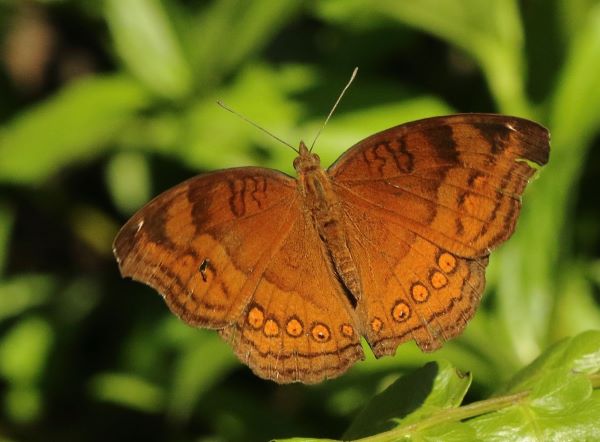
[292,141,321,173]
[295,141,363,305]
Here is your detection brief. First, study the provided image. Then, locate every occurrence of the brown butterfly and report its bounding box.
[113,111,549,384]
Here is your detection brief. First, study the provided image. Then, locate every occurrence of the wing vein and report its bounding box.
[334,179,494,228]
[335,161,531,185]
[336,183,481,255]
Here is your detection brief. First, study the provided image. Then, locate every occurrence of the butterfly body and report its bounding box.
[114,114,549,384]
[295,141,363,304]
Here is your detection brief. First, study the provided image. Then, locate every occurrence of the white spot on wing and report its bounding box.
[136,219,144,234]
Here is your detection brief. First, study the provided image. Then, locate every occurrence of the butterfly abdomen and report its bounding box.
[299,167,363,305]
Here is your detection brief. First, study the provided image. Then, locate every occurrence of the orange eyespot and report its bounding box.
[411,283,430,302]
[311,323,331,343]
[392,302,410,322]
[430,271,448,289]
[263,318,280,337]
[286,318,303,337]
[247,305,265,329]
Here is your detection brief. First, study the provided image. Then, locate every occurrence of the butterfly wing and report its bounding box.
[328,114,549,354]
[219,206,365,384]
[113,167,299,328]
[114,167,363,383]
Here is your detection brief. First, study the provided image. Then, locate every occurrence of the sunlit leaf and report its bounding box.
[189,0,303,88]
[0,75,151,184]
[488,5,600,367]
[504,331,600,393]
[551,2,600,149]
[105,0,193,99]
[4,386,42,424]
[181,63,309,171]
[316,0,531,114]
[0,274,56,322]
[167,332,238,421]
[89,372,165,413]
[0,316,53,384]
[467,332,600,439]
[219,0,304,74]
[106,151,152,216]
[343,360,471,439]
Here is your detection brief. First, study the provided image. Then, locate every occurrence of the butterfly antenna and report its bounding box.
[216,101,299,154]
[309,67,358,152]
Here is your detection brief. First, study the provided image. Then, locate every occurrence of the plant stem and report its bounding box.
[354,373,600,442]
[354,390,529,442]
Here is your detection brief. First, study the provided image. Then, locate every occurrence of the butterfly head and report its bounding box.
[293,141,321,173]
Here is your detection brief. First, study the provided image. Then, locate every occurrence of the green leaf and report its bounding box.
[316,0,530,115]
[551,265,600,340]
[0,74,151,184]
[551,2,600,150]
[276,334,600,442]
[468,332,600,441]
[181,63,309,171]
[4,385,42,424]
[504,331,600,393]
[185,0,242,87]
[166,330,238,422]
[0,274,56,322]
[275,439,337,442]
[219,0,304,74]
[105,151,152,216]
[468,382,600,441]
[529,369,591,412]
[0,316,53,385]
[343,360,471,439]
[489,5,600,370]
[89,372,164,413]
[180,63,451,176]
[492,3,600,368]
[188,0,303,88]
[105,0,193,99]
[417,422,477,441]
[556,0,600,47]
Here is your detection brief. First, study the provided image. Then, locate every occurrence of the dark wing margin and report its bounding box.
[329,114,549,176]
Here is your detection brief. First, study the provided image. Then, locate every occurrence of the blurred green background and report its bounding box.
[1,0,599,441]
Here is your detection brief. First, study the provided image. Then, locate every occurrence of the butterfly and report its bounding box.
[113,112,549,384]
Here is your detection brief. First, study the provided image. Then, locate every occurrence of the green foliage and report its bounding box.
[277,332,600,441]
[342,360,473,440]
[0,75,152,184]
[317,0,530,114]
[0,0,599,441]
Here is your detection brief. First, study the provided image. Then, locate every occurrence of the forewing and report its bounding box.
[113,167,298,329]
[329,114,550,257]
